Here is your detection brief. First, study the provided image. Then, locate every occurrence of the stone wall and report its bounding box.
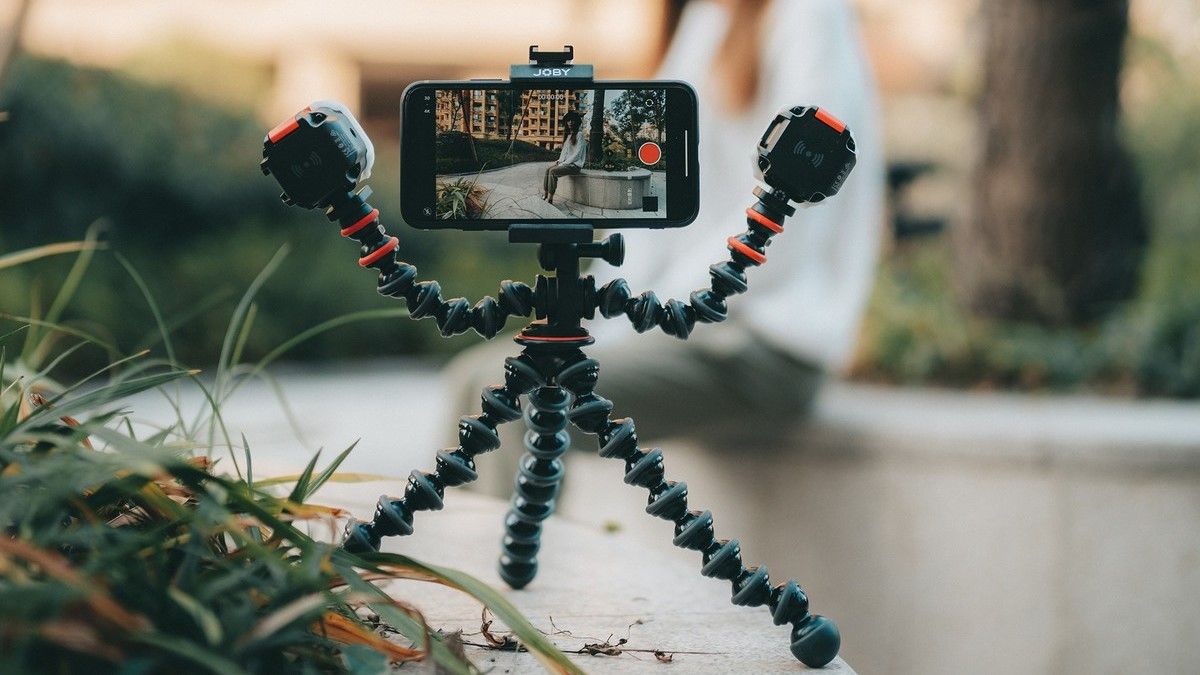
[553,384,1200,674]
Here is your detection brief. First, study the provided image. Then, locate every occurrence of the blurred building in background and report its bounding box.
[436,89,584,149]
[16,0,658,138]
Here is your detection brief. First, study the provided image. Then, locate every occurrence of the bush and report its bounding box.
[851,34,1200,398]
[434,133,556,175]
[0,57,537,373]
[852,235,1199,397]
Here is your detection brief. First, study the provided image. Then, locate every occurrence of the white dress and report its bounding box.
[592,0,885,372]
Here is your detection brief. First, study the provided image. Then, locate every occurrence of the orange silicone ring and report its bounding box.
[359,236,398,267]
[341,208,380,237]
[727,237,766,264]
[745,208,783,233]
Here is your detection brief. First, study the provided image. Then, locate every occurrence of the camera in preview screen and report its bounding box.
[434,88,667,220]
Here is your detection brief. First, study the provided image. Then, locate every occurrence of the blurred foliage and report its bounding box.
[435,130,556,175]
[0,56,538,374]
[853,37,1200,397]
[121,39,274,112]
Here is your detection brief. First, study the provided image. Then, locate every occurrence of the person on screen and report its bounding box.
[542,111,586,205]
[446,0,884,491]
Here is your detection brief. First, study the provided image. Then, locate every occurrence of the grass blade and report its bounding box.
[216,245,288,391]
[352,551,583,675]
[128,632,251,675]
[13,369,192,435]
[287,449,324,504]
[228,307,409,400]
[115,252,177,366]
[24,220,106,368]
[229,303,257,371]
[253,471,397,488]
[302,441,357,501]
[0,240,103,271]
[166,587,223,646]
[242,433,253,488]
[2,313,118,356]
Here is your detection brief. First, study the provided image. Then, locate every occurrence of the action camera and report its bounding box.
[756,106,856,204]
[259,100,374,211]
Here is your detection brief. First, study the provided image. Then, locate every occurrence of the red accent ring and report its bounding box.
[519,334,592,343]
[745,208,783,233]
[359,236,398,267]
[341,208,379,237]
[727,236,766,264]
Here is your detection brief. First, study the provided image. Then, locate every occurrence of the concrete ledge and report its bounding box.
[560,168,652,209]
[810,383,1200,473]
[126,365,1200,673]
[550,383,1200,675]
[316,487,856,673]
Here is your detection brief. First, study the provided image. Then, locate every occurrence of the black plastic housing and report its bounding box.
[260,104,373,210]
[756,106,856,204]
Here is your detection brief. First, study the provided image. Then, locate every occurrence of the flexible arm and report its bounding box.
[328,189,534,339]
[261,103,854,341]
[594,186,792,339]
[259,103,534,339]
[595,105,857,339]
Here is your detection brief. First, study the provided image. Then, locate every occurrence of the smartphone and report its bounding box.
[400,81,699,230]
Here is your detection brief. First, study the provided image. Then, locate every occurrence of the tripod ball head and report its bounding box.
[260,101,375,210]
[756,106,856,204]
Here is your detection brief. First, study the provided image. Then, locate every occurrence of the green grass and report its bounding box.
[0,241,582,674]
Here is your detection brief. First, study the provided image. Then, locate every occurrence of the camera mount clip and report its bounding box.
[509,44,594,86]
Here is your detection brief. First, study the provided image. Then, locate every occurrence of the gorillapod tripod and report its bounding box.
[260,47,857,669]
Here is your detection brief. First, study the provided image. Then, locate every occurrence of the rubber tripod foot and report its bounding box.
[498,556,537,589]
[790,614,840,668]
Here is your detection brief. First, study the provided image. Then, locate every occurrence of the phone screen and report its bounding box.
[401,82,699,230]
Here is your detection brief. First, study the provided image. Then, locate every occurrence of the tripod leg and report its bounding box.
[559,351,841,669]
[342,353,543,553]
[497,384,571,589]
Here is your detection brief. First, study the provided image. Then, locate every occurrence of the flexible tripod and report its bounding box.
[326,188,842,667]
[260,48,856,669]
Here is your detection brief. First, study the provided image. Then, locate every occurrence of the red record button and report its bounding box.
[638,141,662,166]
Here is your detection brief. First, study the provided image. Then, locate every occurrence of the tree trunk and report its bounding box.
[956,0,1144,324]
[587,89,605,165]
[506,92,529,158]
[457,90,478,165]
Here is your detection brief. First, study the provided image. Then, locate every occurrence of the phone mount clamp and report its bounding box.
[259,46,856,669]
